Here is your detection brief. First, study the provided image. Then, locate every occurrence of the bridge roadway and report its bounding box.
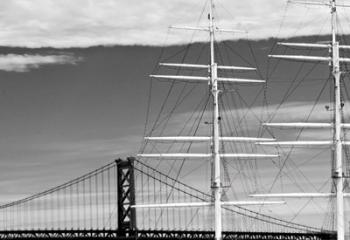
[0,229,336,240]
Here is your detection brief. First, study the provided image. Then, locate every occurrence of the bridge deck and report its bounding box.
[0,229,336,240]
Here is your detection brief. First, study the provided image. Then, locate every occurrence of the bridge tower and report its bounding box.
[116,157,137,236]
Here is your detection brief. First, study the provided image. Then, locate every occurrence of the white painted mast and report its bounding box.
[208,1,222,239]
[136,1,282,238]
[253,1,347,239]
[331,1,344,239]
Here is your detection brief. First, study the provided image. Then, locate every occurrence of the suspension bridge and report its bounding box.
[0,157,335,239]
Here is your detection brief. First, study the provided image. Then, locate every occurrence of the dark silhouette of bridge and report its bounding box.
[0,158,336,239]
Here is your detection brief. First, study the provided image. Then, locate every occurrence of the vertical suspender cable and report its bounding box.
[96,173,99,229]
[76,181,80,229]
[83,178,86,229]
[57,189,60,229]
[108,167,111,229]
[70,185,73,228]
[89,176,93,229]
[102,169,105,228]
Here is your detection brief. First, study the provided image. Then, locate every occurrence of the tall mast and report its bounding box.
[252,1,347,240]
[331,1,344,240]
[209,1,222,240]
[137,0,280,237]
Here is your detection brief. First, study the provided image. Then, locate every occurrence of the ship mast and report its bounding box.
[251,1,350,240]
[208,1,222,239]
[136,1,282,239]
[331,1,344,239]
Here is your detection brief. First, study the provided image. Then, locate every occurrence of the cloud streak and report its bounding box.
[0,0,346,47]
[0,54,81,72]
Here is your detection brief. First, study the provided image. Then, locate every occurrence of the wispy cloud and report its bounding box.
[0,0,344,47]
[0,54,81,72]
[149,100,333,136]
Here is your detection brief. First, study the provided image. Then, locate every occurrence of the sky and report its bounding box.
[0,0,348,233]
[0,0,349,47]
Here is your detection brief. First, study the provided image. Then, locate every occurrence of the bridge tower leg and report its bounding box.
[116,157,137,237]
